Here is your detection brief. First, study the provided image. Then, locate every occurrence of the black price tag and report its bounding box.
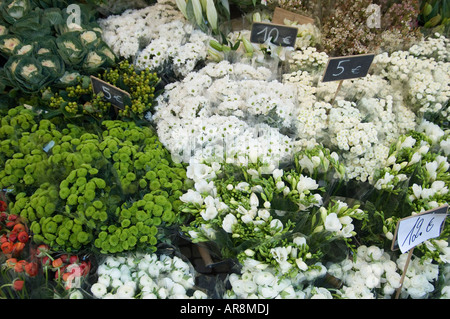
[322,54,375,82]
[250,22,298,47]
[90,76,131,110]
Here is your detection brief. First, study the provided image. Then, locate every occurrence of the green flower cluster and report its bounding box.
[0,106,37,162]
[9,182,58,222]
[100,120,187,198]
[30,213,93,252]
[94,194,160,254]
[0,106,188,254]
[0,107,62,192]
[42,60,159,120]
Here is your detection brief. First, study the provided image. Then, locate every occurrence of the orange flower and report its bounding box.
[14,260,26,273]
[62,272,71,282]
[1,241,13,254]
[5,258,17,268]
[52,257,63,268]
[12,242,25,256]
[24,262,38,277]
[12,279,24,291]
[54,265,67,279]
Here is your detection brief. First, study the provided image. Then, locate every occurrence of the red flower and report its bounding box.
[0,234,8,244]
[0,212,7,221]
[80,261,91,276]
[17,231,29,243]
[24,262,38,277]
[41,256,51,267]
[12,279,24,291]
[0,201,7,212]
[69,255,79,264]
[1,241,13,254]
[5,221,15,228]
[36,244,50,257]
[13,223,26,233]
[8,232,17,242]
[60,254,69,263]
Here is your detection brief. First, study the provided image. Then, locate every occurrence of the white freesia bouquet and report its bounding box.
[327,245,447,299]
[90,252,208,299]
[178,144,369,279]
[224,257,329,299]
[364,123,450,267]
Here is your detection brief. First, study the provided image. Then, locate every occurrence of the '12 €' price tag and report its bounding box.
[392,204,448,253]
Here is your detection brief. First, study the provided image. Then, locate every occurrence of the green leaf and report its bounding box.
[42,7,64,26]
[423,3,433,16]
[425,14,442,27]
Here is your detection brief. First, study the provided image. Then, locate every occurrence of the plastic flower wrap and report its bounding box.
[1,106,188,256]
[90,250,208,299]
[179,146,367,278]
[99,0,213,80]
[41,60,159,119]
[364,125,450,265]
[224,258,329,299]
[372,40,450,127]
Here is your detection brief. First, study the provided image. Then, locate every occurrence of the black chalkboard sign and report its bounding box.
[250,22,298,47]
[90,76,131,110]
[322,54,375,82]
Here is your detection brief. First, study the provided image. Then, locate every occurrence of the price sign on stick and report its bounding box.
[90,76,131,110]
[322,54,375,82]
[272,7,315,25]
[321,54,375,103]
[250,22,298,47]
[391,204,448,253]
[391,204,448,299]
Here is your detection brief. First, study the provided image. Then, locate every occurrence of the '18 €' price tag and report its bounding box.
[392,204,448,253]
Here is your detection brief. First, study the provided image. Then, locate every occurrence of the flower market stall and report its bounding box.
[0,0,449,301]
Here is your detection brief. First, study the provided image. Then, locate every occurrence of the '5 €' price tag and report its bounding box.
[392,204,448,253]
[322,54,375,82]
